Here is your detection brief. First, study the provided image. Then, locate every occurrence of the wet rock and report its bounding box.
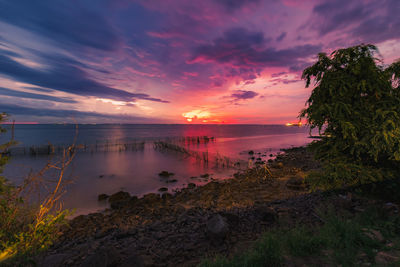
[159,171,174,177]
[109,191,131,204]
[206,214,229,241]
[142,193,160,204]
[158,187,168,192]
[108,191,131,209]
[79,247,119,267]
[98,194,109,201]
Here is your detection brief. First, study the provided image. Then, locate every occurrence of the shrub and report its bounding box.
[0,114,76,264]
[299,44,400,188]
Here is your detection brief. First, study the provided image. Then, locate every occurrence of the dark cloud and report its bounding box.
[0,103,156,122]
[215,0,261,12]
[0,53,169,103]
[0,87,77,104]
[23,87,54,93]
[230,90,258,100]
[0,0,120,51]
[276,32,287,42]
[191,27,321,70]
[309,0,400,43]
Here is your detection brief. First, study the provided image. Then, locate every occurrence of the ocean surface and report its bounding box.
[1,124,315,216]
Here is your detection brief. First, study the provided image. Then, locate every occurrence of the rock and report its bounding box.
[219,212,240,227]
[375,251,399,265]
[109,191,131,204]
[166,179,177,183]
[79,247,119,267]
[98,194,109,201]
[159,171,174,177]
[142,193,160,204]
[158,187,168,192]
[248,150,254,155]
[254,206,277,222]
[363,229,385,243]
[119,254,144,267]
[161,193,172,200]
[268,159,273,163]
[286,176,305,190]
[187,183,196,189]
[271,162,284,169]
[40,253,69,266]
[269,154,273,157]
[206,214,229,241]
[383,202,399,214]
[108,191,131,209]
[200,173,210,178]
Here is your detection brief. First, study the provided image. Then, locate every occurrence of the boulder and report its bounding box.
[40,253,70,266]
[79,247,119,267]
[158,171,174,177]
[142,193,160,204]
[108,191,131,209]
[119,254,144,267]
[98,194,109,201]
[286,176,305,190]
[206,214,229,241]
[254,206,277,223]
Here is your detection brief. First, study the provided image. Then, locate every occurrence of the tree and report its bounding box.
[299,44,400,188]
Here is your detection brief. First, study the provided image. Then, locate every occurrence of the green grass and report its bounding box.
[200,206,400,267]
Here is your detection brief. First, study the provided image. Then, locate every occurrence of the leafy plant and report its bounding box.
[299,44,400,188]
[0,115,77,264]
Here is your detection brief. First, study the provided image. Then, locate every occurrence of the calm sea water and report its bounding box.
[2,124,314,215]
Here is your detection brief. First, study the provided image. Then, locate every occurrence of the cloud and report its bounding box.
[308,0,400,44]
[215,0,261,12]
[276,32,287,42]
[230,90,258,100]
[0,87,77,103]
[191,27,321,68]
[0,103,159,122]
[0,53,169,103]
[0,0,120,51]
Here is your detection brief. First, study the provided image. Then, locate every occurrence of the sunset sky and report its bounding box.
[0,0,399,124]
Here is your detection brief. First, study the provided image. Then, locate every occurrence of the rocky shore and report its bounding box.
[36,147,397,266]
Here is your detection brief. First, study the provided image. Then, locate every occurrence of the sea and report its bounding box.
[1,124,315,216]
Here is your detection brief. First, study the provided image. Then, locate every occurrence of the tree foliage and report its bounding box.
[299,44,400,188]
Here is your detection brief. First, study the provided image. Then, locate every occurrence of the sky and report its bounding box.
[0,0,399,124]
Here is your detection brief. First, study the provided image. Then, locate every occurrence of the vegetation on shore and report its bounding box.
[201,205,400,267]
[202,44,400,266]
[299,44,400,189]
[0,114,75,265]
